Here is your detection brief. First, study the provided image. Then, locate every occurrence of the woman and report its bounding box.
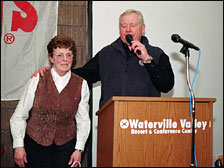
[10,35,90,167]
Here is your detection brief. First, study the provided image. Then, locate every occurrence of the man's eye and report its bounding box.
[130,24,137,27]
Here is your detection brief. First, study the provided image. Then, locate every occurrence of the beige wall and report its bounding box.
[92,1,223,166]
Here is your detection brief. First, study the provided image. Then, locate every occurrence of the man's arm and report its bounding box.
[72,52,101,88]
[144,53,174,93]
[32,52,101,88]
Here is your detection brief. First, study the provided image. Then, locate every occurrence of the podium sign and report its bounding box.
[96,97,216,167]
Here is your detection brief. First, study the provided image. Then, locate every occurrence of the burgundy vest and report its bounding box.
[26,71,83,146]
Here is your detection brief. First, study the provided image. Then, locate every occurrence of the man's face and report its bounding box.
[119,13,145,46]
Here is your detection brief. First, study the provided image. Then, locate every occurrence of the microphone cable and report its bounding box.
[189,49,201,167]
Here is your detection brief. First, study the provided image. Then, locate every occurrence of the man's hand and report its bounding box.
[14,147,27,167]
[131,40,153,63]
[31,66,51,78]
[68,150,82,167]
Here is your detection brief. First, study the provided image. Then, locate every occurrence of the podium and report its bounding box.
[96,96,216,167]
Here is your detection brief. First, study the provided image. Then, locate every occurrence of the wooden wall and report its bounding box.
[57,1,88,69]
[1,1,90,167]
[1,101,18,167]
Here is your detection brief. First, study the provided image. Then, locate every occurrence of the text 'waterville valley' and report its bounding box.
[119,119,210,135]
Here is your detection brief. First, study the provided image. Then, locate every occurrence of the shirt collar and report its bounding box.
[51,67,71,82]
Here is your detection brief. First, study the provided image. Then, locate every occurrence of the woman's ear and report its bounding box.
[49,54,54,64]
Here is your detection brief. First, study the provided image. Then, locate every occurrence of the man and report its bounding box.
[33,9,174,108]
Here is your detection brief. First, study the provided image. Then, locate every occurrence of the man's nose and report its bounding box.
[126,25,131,32]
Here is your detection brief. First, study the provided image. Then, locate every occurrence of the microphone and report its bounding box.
[126,34,141,55]
[171,34,200,51]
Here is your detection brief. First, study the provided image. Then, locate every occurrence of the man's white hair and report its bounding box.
[119,9,145,26]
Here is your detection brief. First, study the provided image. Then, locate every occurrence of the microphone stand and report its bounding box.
[180,46,196,167]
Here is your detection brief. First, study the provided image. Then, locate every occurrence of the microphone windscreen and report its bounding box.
[126,34,133,45]
[171,34,180,43]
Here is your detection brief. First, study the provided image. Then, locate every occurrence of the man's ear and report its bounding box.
[141,24,146,35]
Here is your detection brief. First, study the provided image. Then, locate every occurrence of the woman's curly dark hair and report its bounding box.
[47,34,76,67]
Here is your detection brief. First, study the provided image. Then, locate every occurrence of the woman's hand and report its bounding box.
[14,147,27,167]
[68,150,82,167]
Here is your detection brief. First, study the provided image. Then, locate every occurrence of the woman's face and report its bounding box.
[49,47,73,76]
